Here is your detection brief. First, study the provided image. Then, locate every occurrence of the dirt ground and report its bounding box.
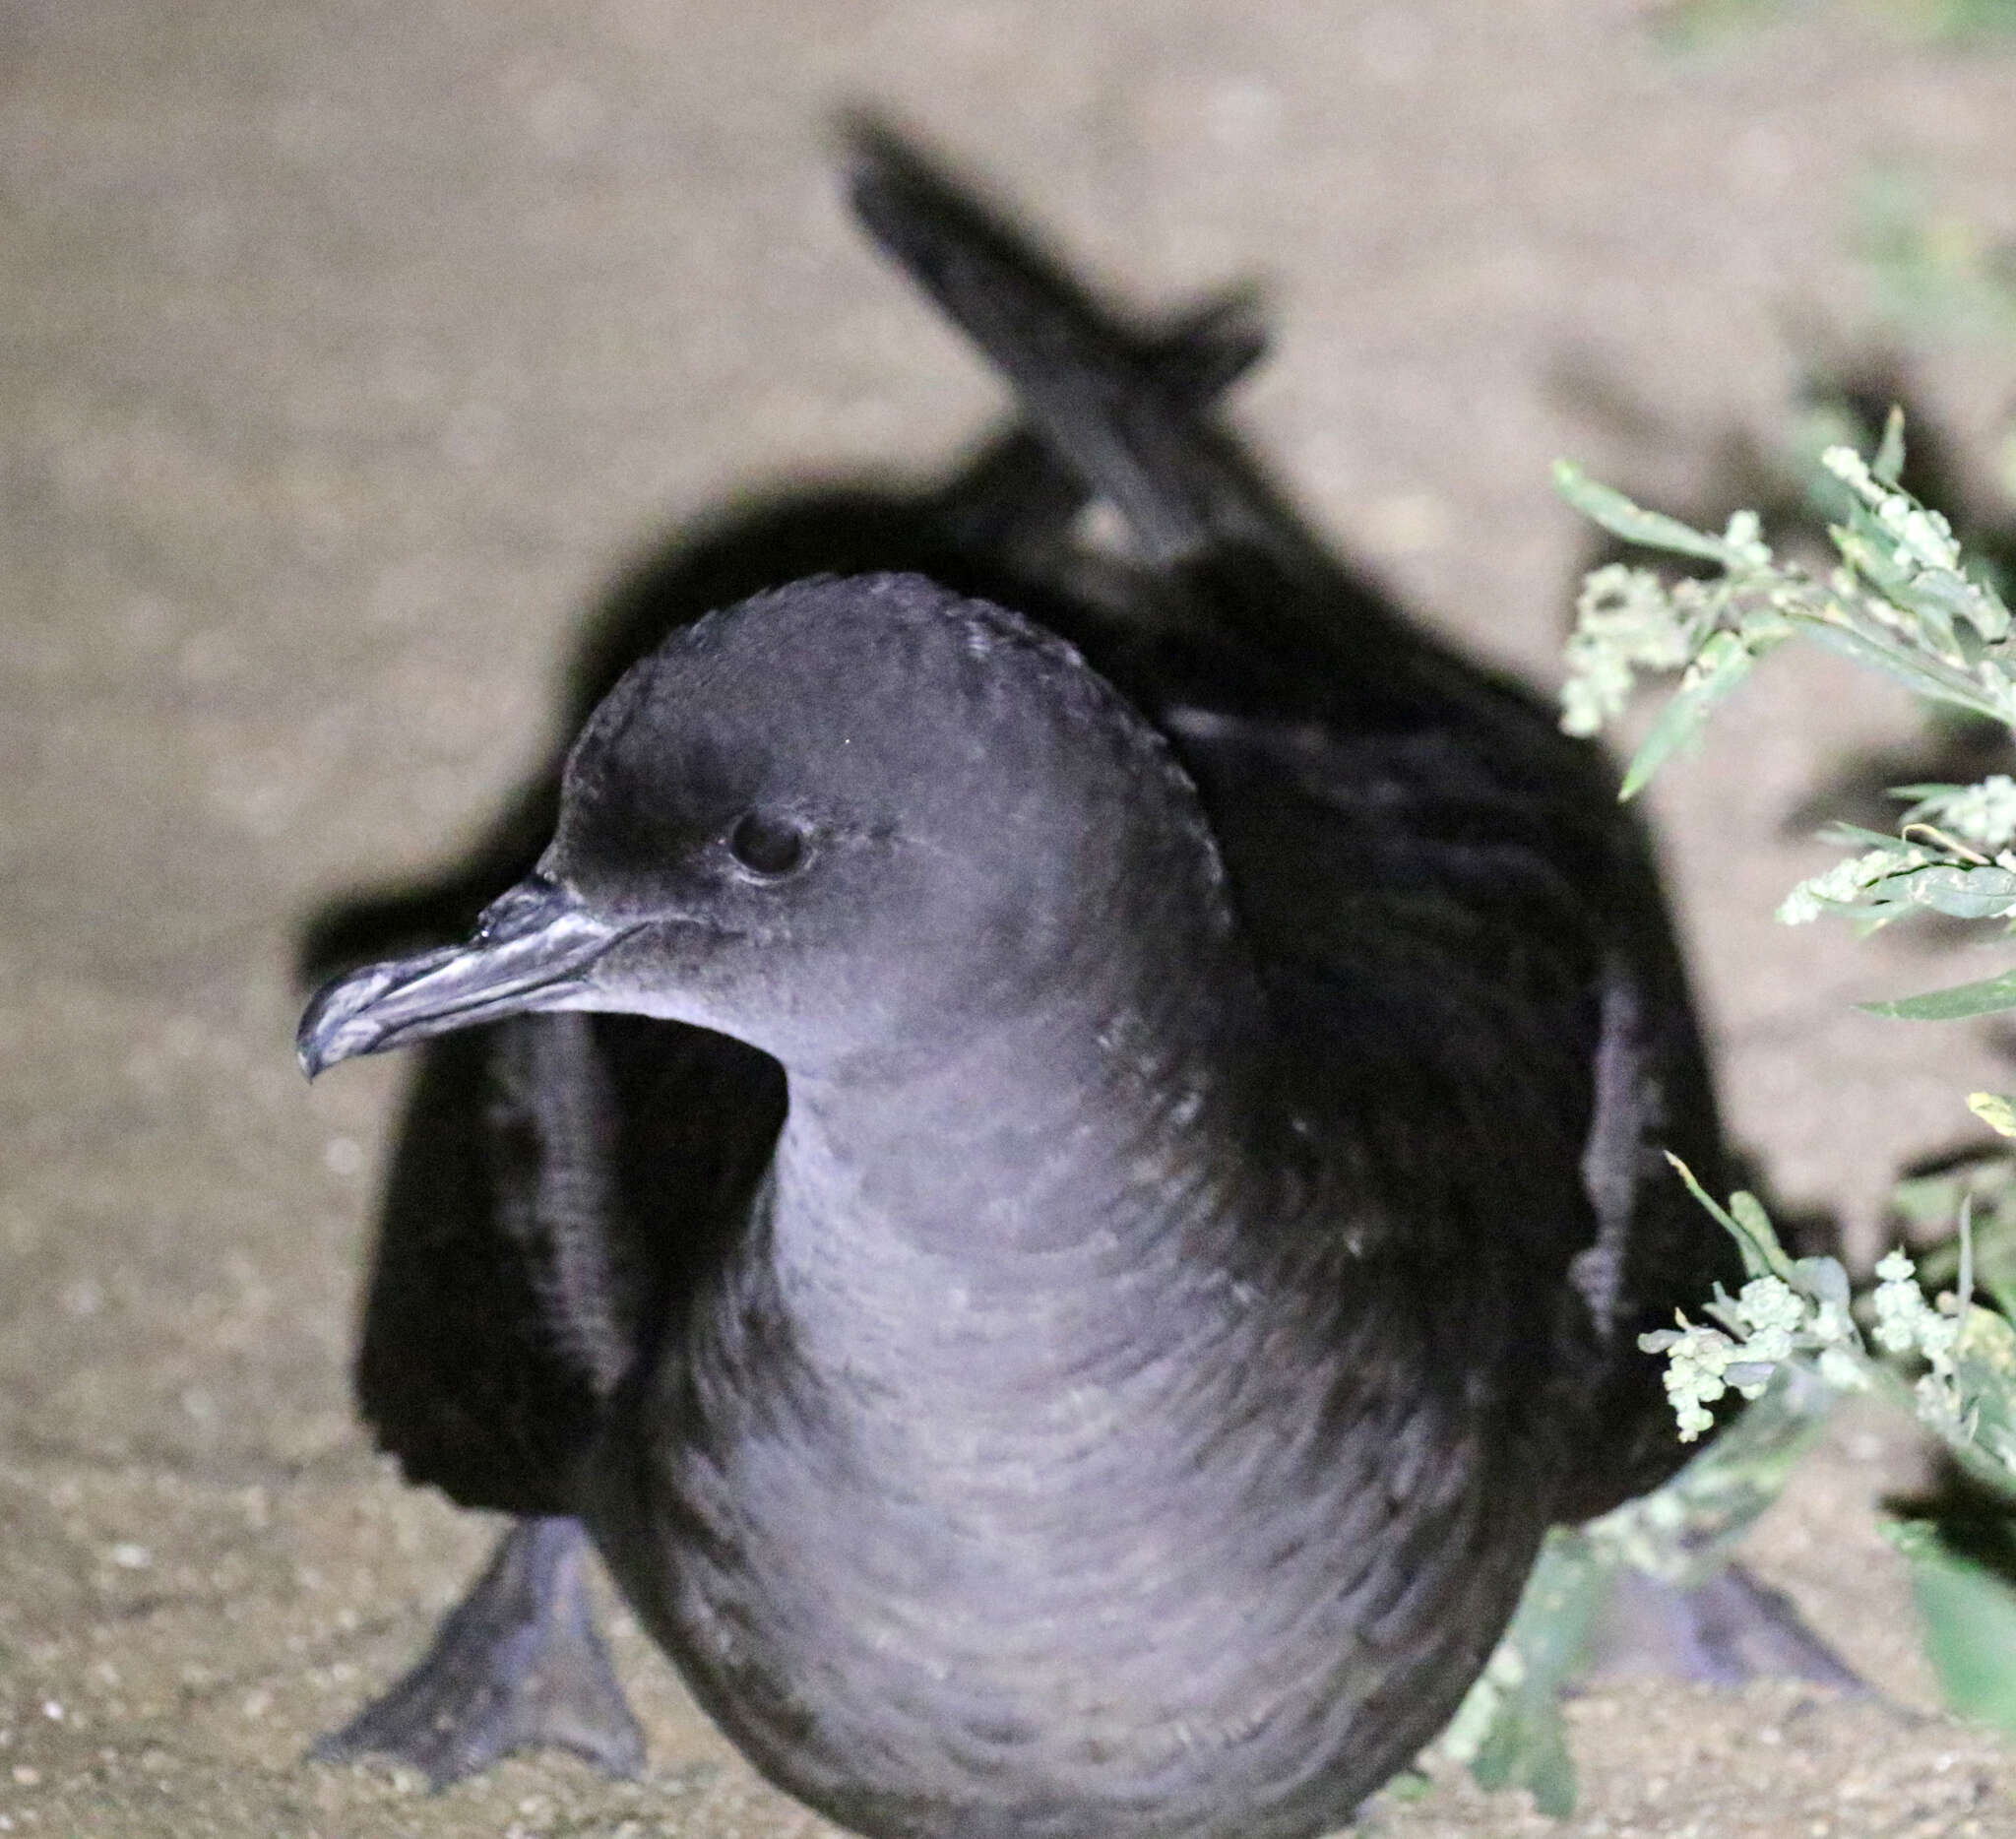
[8,1,2016,1834]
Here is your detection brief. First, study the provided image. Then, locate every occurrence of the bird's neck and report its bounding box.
[762,920,1291,1368]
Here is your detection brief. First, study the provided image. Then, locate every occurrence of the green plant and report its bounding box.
[1548,415,2016,1752]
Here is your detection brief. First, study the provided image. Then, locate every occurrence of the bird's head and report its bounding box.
[299,573,1219,1081]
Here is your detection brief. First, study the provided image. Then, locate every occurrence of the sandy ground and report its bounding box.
[8,1,2016,1833]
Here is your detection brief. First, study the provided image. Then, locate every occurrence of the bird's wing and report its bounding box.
[353,1014,783,1514]
[1163,691,1734,1515]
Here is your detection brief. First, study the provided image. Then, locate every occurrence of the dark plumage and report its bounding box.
[297,132,1742,1833]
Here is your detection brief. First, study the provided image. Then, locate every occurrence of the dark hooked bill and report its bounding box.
[296,875,633,1078]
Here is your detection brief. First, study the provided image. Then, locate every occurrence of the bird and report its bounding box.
[297,127,1756,1835]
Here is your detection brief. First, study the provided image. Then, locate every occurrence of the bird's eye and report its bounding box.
[727,811,808,879]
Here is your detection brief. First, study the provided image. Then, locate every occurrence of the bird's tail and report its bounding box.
[846,121,1279,572]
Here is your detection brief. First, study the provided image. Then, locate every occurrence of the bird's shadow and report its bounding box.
[296,440,1126,983]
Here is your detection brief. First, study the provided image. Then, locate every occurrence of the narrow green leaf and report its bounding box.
[1894,865,2016,921]
[1860,967,2016,1021]
[1728,1191,1785,1278]
[1886,784,1976,808]
[1886,1518,2016,1733]
[1666,1155,1796,1282]
[1552,462,1744,567]
[1666,1152,1741,1237]
[1618,630,1759,799]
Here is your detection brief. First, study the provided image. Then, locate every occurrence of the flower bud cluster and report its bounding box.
[1641,1271,1862,1442]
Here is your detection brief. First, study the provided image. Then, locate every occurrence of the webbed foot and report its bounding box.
[1583,1557,1867,1691]
[312,1515,646,1788]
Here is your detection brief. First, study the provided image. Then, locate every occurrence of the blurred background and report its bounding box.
[5,1,2016,1833]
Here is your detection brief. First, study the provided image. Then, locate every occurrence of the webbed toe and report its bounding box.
[312,1515,645,1789]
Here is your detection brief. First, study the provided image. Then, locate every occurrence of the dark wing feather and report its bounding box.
[355,1015,782,1514]
[1161,693,1734,1517]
